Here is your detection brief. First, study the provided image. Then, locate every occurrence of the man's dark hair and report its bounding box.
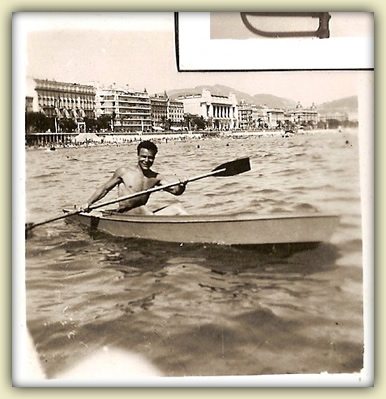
[137,140,158,155]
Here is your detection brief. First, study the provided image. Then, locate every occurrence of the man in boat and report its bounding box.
[80,140,187,215]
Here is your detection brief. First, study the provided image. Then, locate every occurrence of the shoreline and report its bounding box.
[26,128,356,150]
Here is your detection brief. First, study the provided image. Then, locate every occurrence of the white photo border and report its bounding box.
[175,12,374,71]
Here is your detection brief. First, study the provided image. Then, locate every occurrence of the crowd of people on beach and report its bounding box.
[28,127,340,150]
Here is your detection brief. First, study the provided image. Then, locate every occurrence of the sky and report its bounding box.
[16,12,370,107]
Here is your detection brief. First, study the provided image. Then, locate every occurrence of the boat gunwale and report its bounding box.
[66,209,340,225]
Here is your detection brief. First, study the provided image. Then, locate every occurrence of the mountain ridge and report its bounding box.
[166,84,357,114]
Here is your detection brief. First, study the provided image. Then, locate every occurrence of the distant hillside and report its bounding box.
[168,84,297,109]
[167,84,357,113]
[168,84,255,103]
[317,96,358,115]
[252,94,296,109]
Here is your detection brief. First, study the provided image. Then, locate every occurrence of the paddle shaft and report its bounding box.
[25,157,250,233]
[25,210,81,230]
[25,168,225,232]
[87,167,225,210]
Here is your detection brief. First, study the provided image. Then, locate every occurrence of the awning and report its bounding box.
[74,133,102,143]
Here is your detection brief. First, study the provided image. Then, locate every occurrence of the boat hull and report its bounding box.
[64,210,339,246]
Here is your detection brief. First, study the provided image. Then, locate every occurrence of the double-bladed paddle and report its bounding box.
[25,157,251,234]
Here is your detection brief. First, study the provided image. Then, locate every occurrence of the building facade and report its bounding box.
[25,77,329,147]
[33,78,96,124]
[95,85,152,132]
[286,102,319,127]
[25,77,97,145]
[176,89,238,130]
[266,108,286,128]
[238,101,253,130]
[150,93,169,129]
[167,100,185,126]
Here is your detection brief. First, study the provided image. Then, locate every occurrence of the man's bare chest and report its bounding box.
[120,170,159,192]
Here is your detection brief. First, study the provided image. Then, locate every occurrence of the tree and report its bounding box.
[84,117,97,132]
[160,115,166,129]
[96,115,112,131]
[111,111,116,131]
[59,118,77,132]
[317,120,327,129]
[184,113,193,130]
[192,115,206,130]
[25,112,51,133]
[327,119,340,129]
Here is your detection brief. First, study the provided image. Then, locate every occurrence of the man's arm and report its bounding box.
[81,168,125,210]
[158,174,187,196]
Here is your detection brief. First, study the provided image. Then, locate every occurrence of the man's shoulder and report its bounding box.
[115,166,159,179]
[115,165,135,175]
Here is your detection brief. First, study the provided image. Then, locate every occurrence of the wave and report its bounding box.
[292,203,319,212]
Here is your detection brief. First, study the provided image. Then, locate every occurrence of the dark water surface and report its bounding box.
[24,130,364,380]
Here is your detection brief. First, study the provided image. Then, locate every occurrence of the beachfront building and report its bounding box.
[167,100,185,128]
[286,102,319,128]
[251,105,266,129]
[266,107,286,129]
[238,101,254,130]
[150,93,185,130]
[33,78,95,124]
[176,89,239,130]
[95,84,152,133]
[25,77,96,146]
[250,105,285,129]
[25,96,34,113]
[150,93,169,130]
[318,112,351,123]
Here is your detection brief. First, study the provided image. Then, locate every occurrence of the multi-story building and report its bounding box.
[176,89,238,130]
[150,92,169,129]
[32,78,96,126]
[266,108,286,129]
[318,112,349,123]
[167,100,185,127]
[25,77,97,145]
[251,105,266,128]
[286,102,319,127]
[251,105,285,129]
[25,96,34,113]
[95,84,152,132]
[238,101,253,130]
[149,93,185,129]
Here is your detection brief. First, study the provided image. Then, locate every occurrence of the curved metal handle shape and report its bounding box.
[240,12,331,39]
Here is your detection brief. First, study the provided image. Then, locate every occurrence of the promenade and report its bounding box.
[25,128,346,149]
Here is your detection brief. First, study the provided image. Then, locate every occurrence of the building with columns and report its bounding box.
[176,89,238,130]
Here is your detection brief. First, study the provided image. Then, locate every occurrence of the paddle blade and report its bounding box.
[211,157,251,177]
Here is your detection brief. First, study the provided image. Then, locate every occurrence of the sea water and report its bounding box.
[23,129,365,381]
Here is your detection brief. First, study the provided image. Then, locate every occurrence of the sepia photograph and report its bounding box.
[13,12,373,386]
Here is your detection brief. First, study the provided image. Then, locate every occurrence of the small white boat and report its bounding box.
[64,210,339,246]
[27,157,340,246]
